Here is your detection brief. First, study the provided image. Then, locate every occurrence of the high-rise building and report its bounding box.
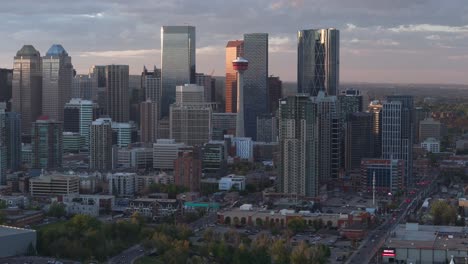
[170,104,212,146]
[0,69,13,111]
[243,33,268,140]
[42,44,73,122]
[12,45,42,136]
[0,108,21,171]
[211,113,237,140]
[0,146,6,185]
[414,107,428,143]
[225,40,244,113]
[31,116,63,169]
[63,98,97,148]
[142,66,161,118]
[174,148,201,192]
[278,95,318,197]
[419,118,441,142]
[195,73,215,103]
[112,122,136,148]
[202,142,227,176]
[108,172,136,197]
[382,95,414,187]
[106,65,129,122]
[311,91,340,182]
[345,112,374,172]
[360,159,405,195]
[338,88,362,123]
[175,84,205,104]
[297,28,339,96]
[368,100,383,158]
[152,139,185,170]
[89,118,113,171]
[256,114,277,143]
[268,75,282,114]
[161,26,196,118]
[140,99,159,143]
[232,57,248,137]
[90,65,106,113]
[72,73,97,101]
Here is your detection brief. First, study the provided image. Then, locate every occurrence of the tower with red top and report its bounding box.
[232,57,248,137]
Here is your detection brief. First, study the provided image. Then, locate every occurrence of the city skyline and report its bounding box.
[0,1,468,84]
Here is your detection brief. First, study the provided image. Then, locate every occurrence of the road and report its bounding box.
[108,244,145,264]
[188,212,217,230]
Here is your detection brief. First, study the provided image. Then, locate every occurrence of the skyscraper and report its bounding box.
[195,73,215,103]
[63,98,97,148]
[345,112,374,172]
[106,65,129,122]
[161,26,196,118]
[298,28,339,96]
[174,148,201,192]
[175,84,205,104]
[243,33,268,140]
[368,100,383,158]
[268,75,282,114]
[89,118,113,171]
[0,68,13,111]
[12,45,43,136]
[170,104,212,146]
[90,65,107,114]
[42,44,73,122]
[2,110,21,171]
[225,40,244,113]
[31,116,63,169]
[140,99,158,143]
[338,88,362,123]
[278,95,318,197]
[72,73,97,101]
[382,95,414,187]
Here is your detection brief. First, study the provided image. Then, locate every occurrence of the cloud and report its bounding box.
[426,34,441,40]
[389,24,468,33]
[79,49,160,58]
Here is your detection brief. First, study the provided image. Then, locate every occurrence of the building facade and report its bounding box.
[225,40,244,113]
[140,99,159,143]
[89,118,113,171]
[360,159,405,195]
[31,117,63,169]
[268,75,282,114]
[63,98,97,148]
[106,65,129,122]
[174,149,201,192]
[345,112,374,172]
[153,139,186,170]
[170,104,212,146]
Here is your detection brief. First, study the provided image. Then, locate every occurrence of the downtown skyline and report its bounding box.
[1,0,468,84]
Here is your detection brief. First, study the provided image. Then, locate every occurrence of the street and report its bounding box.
[108,244,145,264]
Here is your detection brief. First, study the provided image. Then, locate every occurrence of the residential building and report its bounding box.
[62,132,83,153]
[174,149,201,192]
[89,118,113,171]
[108,172,136,197]
[421,138,440,153]
[31,116,63,169]
[256,113,277,143]
[140,99,159,143]
[106,65,129,122]
[225,40,244,113]
[153,139,185,170]
[41,44,73,122]
[62,194,114,217]
[160,26,196,117]
[201,142,227,175]
[4,112,21,170]
[63,98,97,147]
[297,28,339,96]
[116,145,153,170]
[112,122,135,148]
[12,45,42,135]
[232,137,254,162]
[368,100,383,158]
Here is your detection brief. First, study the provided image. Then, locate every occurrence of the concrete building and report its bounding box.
[174,149,201,192]
[170,103,212,146]
[360,159,405,195]
[62,194,114,216]
[160,26,196,118]
[219,175,246,191]
[31,117,63,169]
[175,84,205,104]
[225,40,244,113]
[382,224,468,264]
[136,173,174,193]
[62,132,83,153]
[153,139,185,170]
[212,112,236,140]
[419,117,442,142]
[29,173,79,197]
[112,122,135,148]
[256,113,277,143]
[116,145,153,170]
[90,65,107,114]
[42,44,73,122]
[108,172,136,197]
[195,73,215,103]
[72,73,97,101]
[106,65,129,122]
[0,225,37,258]
[140,99,158,143]
[12,45,43,136]
[202,142,227,176]
[232,137,254,162]
[297,28,339,96]
[89,118,113,171]
[2,111,21,171]
[243,33,268,140]
[421,138,440,153]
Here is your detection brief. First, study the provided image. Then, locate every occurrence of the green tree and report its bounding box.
[290,241,312,264]
[269,239,290,264]
[0,200,7,209]
[287,218,307,233]
[0,211,5,225]
[431,200,457,225]
[48,202,66,218]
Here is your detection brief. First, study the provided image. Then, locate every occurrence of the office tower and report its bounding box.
[232,57,248,137]
[106,65,129,122]
[174,148,201,192]
[382,95,414,187]
[12,45,43,135]
[311,91,340,182]
[170,104,212,146]
[202,142,227,176]
[345,112,374,172]
[129,74,144,123]
[90,65,106,113]
[297,28,339,96]
[368,100,383,158]
[62,132,83,153]
[243,33,268,140]
[140,99,158,143]
[89,118,113,171]
[72,74,97,100]
[211,113,237,140]
[112,122,136,148]
[175,84,205,104]
[225,40,244,113]
[0,69,13,111]
[419,118,441,142]
[256,113,277,143]
[161,26,196,118]
[63,98,97,148]
[268,75,282,114]
[338,88,362,123]
[196,73,215,103]
[31,116,63,169]
[42,44,73,122]
[360,159,405,195]
[232,137,254,162]
[414,107,428,143]
[142,66,161,113]
[0,146,5,185]
[278,95,318,197]
[3,112,21,171]
[153,139,185,170]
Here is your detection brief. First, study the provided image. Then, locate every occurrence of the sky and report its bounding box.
[1,0,468,84]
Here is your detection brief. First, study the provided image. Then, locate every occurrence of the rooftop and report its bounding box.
[16,45,40,57]
[45,44,68,56]
[0,225,36,237]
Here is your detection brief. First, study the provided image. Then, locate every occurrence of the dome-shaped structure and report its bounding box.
[46,44,68,56]
[16,45,40,57]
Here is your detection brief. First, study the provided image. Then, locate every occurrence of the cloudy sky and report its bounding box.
[1,0,468,84]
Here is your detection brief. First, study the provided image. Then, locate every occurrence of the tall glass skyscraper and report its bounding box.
[105,65,129,122]
[297,28,339,96]
[225,40,244,113]
[161,26,196,118]
[42,44,73,122]
[243,33,268,140]
[12,45,43,136]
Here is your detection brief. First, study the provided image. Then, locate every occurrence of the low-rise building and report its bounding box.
[108,172,136,197]
[126,198,182,221]
[0,208,44,227]
[421,137,440,153]
[0,195,29,208]
[29,174,79,197]
[0,225,37,257]
[61,194,115,216]
[219,175,246,191]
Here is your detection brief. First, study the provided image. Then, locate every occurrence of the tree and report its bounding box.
[48,202,66,218]
[269,239,290,264]
[287,218,307,234]
[290,241,312,264]
[0,211,5,225]
[431,200,457,225]
[0,200,7,209]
